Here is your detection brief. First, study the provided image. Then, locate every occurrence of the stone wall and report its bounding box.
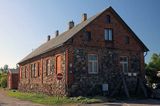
[68,47,143,96]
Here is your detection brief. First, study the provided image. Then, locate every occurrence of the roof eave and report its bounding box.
[18,43,64,64]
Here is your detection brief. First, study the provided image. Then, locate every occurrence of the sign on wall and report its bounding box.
[57,73,63,80]
[102,84,108,91]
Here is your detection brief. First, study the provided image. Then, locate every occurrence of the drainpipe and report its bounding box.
[143,51,148,82]
[65,48,69,96]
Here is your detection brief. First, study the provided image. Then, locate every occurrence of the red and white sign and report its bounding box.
[57,73,63,80]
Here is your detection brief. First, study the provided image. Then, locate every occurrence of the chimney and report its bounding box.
[55,30,59,37]
[82,13,87,22]
[69,21,74,29]
[47,35,50,41]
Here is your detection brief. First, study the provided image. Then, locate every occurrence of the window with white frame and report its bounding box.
[31,63,36,78]
[120,56,128,73]
[88,54,98,74]
[104,29,113,41]
[25,66,27,78]
[46,59,50,76]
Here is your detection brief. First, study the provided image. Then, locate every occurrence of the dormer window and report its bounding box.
[106,15,111,23]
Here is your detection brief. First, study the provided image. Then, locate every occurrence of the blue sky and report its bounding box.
[0,0,159,68]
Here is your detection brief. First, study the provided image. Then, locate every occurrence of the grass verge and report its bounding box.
[7,90,103,105]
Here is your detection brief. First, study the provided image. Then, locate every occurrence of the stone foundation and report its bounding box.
[18,83,66,96]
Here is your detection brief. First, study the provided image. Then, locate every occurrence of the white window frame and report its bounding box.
[88,54,98,74]
[104,29,112,41]
[120,56,128,73]
[31,63,36,78]
[46,59,50,76]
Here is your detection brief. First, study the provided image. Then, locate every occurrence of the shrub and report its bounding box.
[0,73,7,88]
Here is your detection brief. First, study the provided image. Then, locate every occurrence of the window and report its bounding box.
[120,56,128,73]
[31,63,36,78]
[50,59,55,74]
[56,55,62,74]
[21,67,24,79]
[46,59,50,76]
[84,31,91,41]
[25,66,27,78]
[106,15,111,23]
[124,36,129,44]
[37,62,40,77]
[104,29,113,41]
[88,54,98,74]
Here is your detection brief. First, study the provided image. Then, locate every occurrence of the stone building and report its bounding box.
[18,7,149,97]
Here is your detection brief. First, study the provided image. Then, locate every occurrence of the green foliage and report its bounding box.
[3,64,9,72]
[0,73,7,88]
[8,90,102,105]
[146,53,160,84]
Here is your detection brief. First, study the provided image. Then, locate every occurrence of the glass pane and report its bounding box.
[124,63,128,73]
[93,62,98,72]
[88,55,97,61]
[109,29,112,40]
[88,62,92,72]
[104,29,108,40]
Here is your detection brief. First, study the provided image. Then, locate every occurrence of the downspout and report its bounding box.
[65,48,69,96]
[143,51,148,80]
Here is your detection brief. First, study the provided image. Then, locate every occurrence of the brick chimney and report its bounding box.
[47,35,50,41]
[55,30,59,37]
[82,13,87,22]
[69,21,74,29]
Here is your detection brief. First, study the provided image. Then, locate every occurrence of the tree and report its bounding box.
[0,73,7,88]
[3,64,8,72]
[0,67,4,73]
[146,53,160,85]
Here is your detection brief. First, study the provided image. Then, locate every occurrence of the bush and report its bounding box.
[0,73,7,88]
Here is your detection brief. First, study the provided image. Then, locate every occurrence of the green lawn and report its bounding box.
[8,90,103,105]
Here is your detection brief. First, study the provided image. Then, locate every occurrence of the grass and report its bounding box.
[7,90,103,105]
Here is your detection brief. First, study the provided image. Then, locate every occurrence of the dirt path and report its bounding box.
[0,89,45,106]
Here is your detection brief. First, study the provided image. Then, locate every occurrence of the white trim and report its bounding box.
[120,56,128,73]
[88,54,98,74]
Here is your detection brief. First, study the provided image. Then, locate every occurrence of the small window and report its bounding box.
[84,31,91,41]
[88,54,98,74]
[25,66,27,78]
[46,59,50,76]
[120,56,128,73]
[37,62,40,77]
[104,29,113,41]
[21,67,24,79]
[124,36,129,44]
[50,58,55,74]
[31,63,36,78]
[106,15,111,23]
